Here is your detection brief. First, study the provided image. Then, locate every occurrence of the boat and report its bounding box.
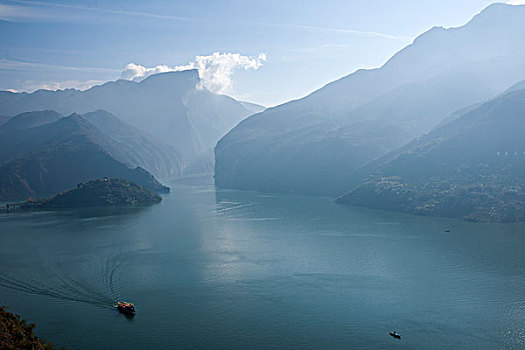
[390,331,401,339]
[117,301,135,315]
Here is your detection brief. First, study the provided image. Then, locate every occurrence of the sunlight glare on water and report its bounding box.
[0,176,524,349]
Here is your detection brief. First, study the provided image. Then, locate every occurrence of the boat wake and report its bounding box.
[0,273,114,309]
[0,250,128,310]
[212,202,253,214]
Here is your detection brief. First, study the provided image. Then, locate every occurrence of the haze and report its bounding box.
[1,1,525,349]
[0,0,509,106]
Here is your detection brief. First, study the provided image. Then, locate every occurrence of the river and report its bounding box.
[0,175,524,349]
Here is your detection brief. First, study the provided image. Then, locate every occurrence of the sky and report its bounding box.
[0,0,520,106]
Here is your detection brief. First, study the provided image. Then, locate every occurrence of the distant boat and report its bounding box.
[117,301,135,315]
[390,331,401,339]
[445,229,451,232]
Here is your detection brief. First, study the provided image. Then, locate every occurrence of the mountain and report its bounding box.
[0,109,182,179]
[0,70,253,173]
[23,177,162,209]
[82,110,182,179]
[240,101,266,114]
[0,110,62,131]
[0,112,169,201]
[337,86,525,223]
[0,307,59,350]
[215,3,525,196]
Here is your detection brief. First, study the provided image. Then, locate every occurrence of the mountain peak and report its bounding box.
[470,1,525,24]
[57,113,92,130]
[504,80,525,95]
[66,112,85,120]
[139,69,200,85]
[215,1,525,197]
[479,2,515,12]
[0,110,63,131]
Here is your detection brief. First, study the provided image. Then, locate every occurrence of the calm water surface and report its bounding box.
[0,176,524,349]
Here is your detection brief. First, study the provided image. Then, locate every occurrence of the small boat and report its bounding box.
[117,301,135,315]
[390,331,401,339]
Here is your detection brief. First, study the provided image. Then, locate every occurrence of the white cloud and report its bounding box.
[121,52,267,95]
[507,0,525,4]
[120,63,179,81]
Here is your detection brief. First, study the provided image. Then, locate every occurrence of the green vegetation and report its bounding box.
[0,112,169,201]
[21,177,162,209]
[341,177,525,223]
[338,89,525,223]
[0,306,63,350]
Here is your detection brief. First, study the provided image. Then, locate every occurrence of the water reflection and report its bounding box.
[0,176,524,349]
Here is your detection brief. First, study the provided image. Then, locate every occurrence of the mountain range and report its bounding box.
[0,110,169,201]
[215,3,525,196]
[1,3,524,222]
[337,83,525,223]
[0,69,254,173]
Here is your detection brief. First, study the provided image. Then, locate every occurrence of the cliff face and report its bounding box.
[215,4,525,196]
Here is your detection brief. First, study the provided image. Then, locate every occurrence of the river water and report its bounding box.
[0,175,524,349]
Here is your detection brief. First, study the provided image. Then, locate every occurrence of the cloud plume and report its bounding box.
[120,63,178,81]
[121,52,267,94]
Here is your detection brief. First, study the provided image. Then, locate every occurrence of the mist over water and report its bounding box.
[1,176,524,349]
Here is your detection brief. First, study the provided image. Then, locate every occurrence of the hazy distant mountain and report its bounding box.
[504,80,525,95]
[0,109,181,179]
[0,70,253,174]
[240,101,266,114]
[0,112,169,201]
[82,110,182,179]
[337,86,525,223]
[0,110,62,131]
[215,3,525,196]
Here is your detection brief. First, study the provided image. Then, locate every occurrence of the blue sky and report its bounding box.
[0,0,513,106]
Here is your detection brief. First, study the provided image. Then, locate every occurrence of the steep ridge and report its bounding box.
[240,101,266,114]
[337,87,525,223]
[0,109,182,179]
[0,110,62,131]
[215,3,525,196]
[82,110,182,179]
[0,70,253,174]
[0,113,169,201]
